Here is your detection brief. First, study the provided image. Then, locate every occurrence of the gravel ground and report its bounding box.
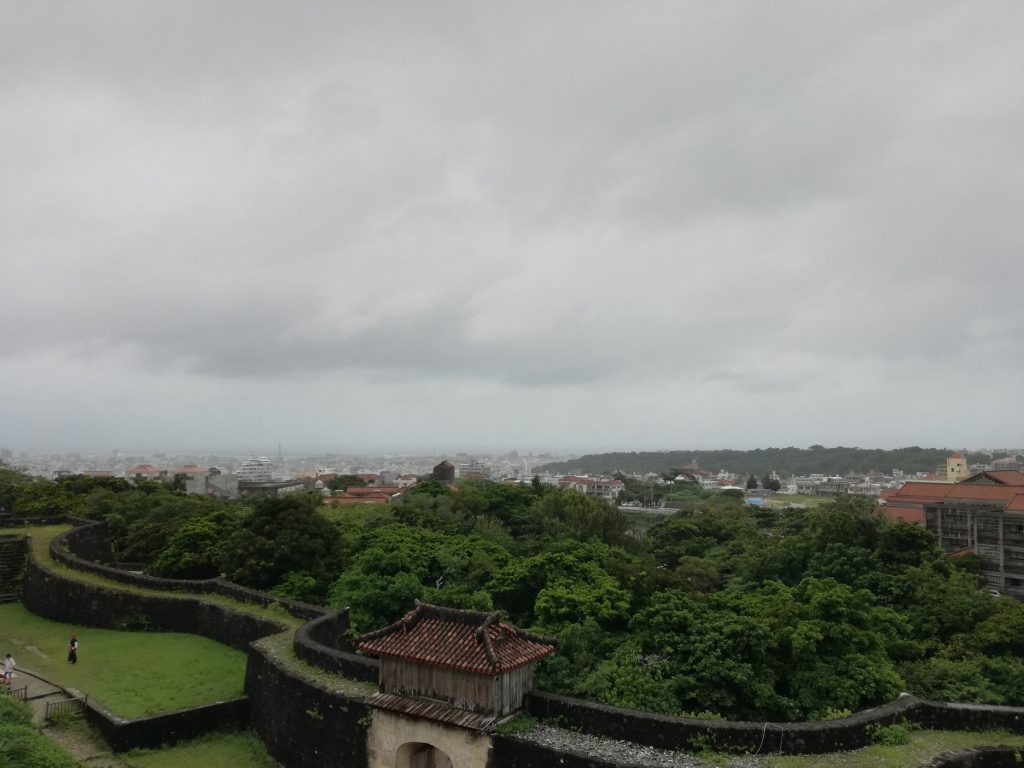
[511,723,775,768]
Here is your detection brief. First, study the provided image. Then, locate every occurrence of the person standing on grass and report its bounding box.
[68,633,78,664]
[3,652,14,685]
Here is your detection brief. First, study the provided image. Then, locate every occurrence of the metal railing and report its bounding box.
[45,695,88,720]
[3,685,28,700]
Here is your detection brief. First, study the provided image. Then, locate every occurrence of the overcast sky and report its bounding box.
[2,2,1023,456]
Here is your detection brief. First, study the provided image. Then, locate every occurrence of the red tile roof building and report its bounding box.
[882,471,1024,598]
[325,486,404,505]
[125,465,164,482]
[172,464,208,476]
[357,601,555,724]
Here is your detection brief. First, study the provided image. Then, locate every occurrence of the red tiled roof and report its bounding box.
[325,487,402,505]
[356,601,555,675]
[343,486,401,496]
[887,479,1024,513]
[946,485,1021,503]
[366,692,494,731]
[173,465,207,474]
[984,471,1024,486]
[882,503,925,524]
[127,465,161,475]
[890,482,955,502]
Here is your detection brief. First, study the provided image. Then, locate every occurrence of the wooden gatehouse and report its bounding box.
[356,600,555,768]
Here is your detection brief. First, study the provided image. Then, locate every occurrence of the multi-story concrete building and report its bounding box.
[883,470,1024,597]
[557,475,625,502]
[237,457,274,483]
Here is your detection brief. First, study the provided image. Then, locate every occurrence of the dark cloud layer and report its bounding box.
[2,2,1023,453]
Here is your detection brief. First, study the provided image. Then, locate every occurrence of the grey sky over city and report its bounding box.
[2,2,1023,455]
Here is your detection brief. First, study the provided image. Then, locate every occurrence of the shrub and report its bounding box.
[0,694,33,727]
[0,722,79,768]
[496,715,536,735]
[867,720,918,746]
[821,707,853,720]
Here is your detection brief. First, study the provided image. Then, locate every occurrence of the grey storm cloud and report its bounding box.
[2,1,1024,453]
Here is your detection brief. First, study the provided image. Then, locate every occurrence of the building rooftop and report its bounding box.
[356,600,555,675]
[976,470,1024,485]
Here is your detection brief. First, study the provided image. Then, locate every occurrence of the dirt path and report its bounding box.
[41,722,132,768]
[9,668,132,767]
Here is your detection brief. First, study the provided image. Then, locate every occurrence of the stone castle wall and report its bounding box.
[293,610,380,684]
[11,515,1024,766]
[0,534,27,594]
[525,689,924,754]
[246,641,370,768]
[83,696,250,753]
[48,520,324,620]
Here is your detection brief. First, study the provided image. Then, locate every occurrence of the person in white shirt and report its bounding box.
[2,653,14,686]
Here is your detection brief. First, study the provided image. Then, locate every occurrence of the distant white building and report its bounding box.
[237,457,274,483]
[557,475,625,502]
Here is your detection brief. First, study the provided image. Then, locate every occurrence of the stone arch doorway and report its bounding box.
[396,741,453,768]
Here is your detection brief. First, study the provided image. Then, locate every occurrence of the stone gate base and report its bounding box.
[367,709,492,768]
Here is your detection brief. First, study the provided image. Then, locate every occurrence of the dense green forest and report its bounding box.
[2,462,1021,722]
[538,446,999,477]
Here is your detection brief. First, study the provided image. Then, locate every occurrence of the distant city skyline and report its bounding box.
[3,3,1023,454]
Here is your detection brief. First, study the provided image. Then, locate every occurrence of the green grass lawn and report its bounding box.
[122,731,279,768]
[3,524,73,561]
[0,603,246,719]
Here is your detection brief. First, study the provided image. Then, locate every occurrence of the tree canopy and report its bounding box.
[3,465,1016,721]
[537,446,991,477]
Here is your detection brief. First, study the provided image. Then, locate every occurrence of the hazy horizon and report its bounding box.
[3,442,1010,462]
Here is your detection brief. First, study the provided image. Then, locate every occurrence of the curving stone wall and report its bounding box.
[51,521,325,621]
[525,690,1024,756]
[293,611,379,684]
[83,696,250,753]
[22,556,287,651]
[0,535,27,594]
[923,748,1024,767]
[246,640,370,768]
[17,515,1024,766]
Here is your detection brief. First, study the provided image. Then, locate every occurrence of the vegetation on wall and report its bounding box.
[3,462,1019,722]
[0,694,78,768]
